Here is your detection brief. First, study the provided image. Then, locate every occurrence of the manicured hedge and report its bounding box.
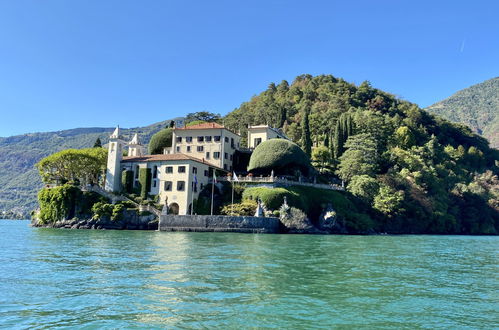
[148,129,173,154]
[247,139,311,175]
[121,170,134,193]
[242,187,305,211]
[138,168,152,199]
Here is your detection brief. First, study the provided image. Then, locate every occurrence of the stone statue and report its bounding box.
[254,199,265,217]
[161,197,169,215]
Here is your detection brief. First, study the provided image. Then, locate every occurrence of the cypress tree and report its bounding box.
[93,138,102,148]
[301,103,312,157]
[332,113,355,159]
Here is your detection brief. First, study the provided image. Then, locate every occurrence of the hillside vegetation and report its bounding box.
[225,74,499,234]
[426,77,499,148]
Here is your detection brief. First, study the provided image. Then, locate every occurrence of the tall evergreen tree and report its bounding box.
[93,138,102,148]
[301,101,312,156]
[332,113,355,159]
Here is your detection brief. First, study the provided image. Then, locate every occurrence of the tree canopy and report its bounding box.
[36,148,107,185]
[148,128,173,155]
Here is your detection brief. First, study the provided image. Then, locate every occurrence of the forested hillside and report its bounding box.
[0,120,176,218]
[225,74,499,234]
[426,77,499,148]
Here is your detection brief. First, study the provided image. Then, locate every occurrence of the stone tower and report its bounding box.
[105,126,126,192]
[128,133,145,157]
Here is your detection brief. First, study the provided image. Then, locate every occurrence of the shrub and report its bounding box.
[242,187,304,210]
[138,168,151,199]
[121,170,134,193]
[247,139,311,175]
[91,202,114,220]
[220,200,258,216]
[111,204,125,221]
[37,184,82,223]
[148,129,173,154]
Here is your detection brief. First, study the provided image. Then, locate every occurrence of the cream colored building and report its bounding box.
[121,154,217,215]
[170,122,241,172]
[247,125,288,149]
[105,122,287,215]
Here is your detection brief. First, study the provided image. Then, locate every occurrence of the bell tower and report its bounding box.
[105,126,126,192]
[128,133,145,157]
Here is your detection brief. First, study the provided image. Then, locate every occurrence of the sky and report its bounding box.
[0,0,498,137]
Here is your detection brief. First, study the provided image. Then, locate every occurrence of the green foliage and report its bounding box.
[37,184,81,223]
[148,128,173,154]
[36,148,107,185]
[333,112,355,159]
[185,111,221,123]
[348,175,379,203]
[373,184,404,216]
[91,202,114,220]
[138,168,151,199]
[311,146,331,173]
[243,187,305,210]
[111,203,125,221]
[336,133,379,181]
[121,170,134,193]
[300,101,312,156]
[93,138,102,148]
[248,139,311,175]
[220,199,258,216]
[393,126,416,149]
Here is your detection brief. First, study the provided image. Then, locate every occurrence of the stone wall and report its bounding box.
[159,215,280,233]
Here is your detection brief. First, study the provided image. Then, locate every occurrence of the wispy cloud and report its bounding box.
[460,38,466,53]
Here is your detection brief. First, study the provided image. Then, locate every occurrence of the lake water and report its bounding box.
[0,220,497,329]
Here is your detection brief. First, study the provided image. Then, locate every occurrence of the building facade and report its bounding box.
[104,122,287,215]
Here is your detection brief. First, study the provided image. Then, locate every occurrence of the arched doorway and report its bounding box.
[169,203,179,215]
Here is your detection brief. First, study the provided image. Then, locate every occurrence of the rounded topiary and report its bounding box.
[248,139,311,175]
[148,128,173,154]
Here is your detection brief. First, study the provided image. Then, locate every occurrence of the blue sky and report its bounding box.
[0,0,498,136]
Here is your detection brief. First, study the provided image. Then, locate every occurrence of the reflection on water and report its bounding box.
[0,220,497,328]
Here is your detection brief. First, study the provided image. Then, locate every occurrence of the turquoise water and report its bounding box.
[0,220,497,329]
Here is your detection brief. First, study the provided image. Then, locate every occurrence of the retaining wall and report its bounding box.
[159,215,280,233]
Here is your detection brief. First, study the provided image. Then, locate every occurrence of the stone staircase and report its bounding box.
[83,185,161,218]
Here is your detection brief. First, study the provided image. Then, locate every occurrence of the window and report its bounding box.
[231,138,234,148]
[176,137,182,143]
[205,136,212,142]
[166,166,173,173]
[192,167,197,174]
[192,181,198,192]
[214,135,221,142]
[197,136,204,142]
[204,170,209,177]
[178,166,186,173]
[164,181,172,191]
[214,152,220,159]
[200,183,204,190]
[230,165,232,171]
[153,166,158,179]
[205,152,210,159]
[225,137,229,143]
[197,146,204,152]
[230,155,233,161]
[176,146,181,152]
[224,152,228,159]
[186,136,193,143]
[186,146,191,152]
[177,181,185,191]
[254,138,262,147]
[153,180,157,188]
[135,165,139,178]
[224,164,227,170]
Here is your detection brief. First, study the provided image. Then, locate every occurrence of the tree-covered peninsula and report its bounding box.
[224,74,499,234]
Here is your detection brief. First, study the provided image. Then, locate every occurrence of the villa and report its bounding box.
[105,122,288,215]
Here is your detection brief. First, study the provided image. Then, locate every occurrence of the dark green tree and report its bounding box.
[301,101,312,156]
[148,128,173,155]
[93,138,102,148]
[332,112,355,159]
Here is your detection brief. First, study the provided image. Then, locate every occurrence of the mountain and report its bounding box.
[426,77,499,149]
[0,119,178,218]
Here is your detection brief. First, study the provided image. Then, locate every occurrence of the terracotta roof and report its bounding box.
[121,153,224,170]
[177,122,224,130]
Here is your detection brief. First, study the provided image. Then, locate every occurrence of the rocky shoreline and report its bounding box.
[31,212,158,230]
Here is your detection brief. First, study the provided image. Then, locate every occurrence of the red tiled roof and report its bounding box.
[121,153,224,170]
[176,122,224,130]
